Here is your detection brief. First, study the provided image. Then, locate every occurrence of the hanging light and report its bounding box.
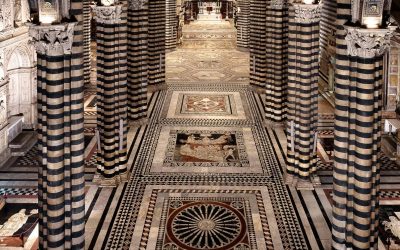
[101,0,116,6]
[303,0,315,4]
[361,0,384,28]
[38,0,60,24]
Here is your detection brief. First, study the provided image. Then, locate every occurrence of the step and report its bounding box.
[11,134,37,157]
[8,131,34,149]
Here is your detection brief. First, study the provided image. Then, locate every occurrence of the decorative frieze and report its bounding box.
[93,5,123,24]
[294,4,321,24]
[345,26,395,58]
[29,23,76,55]
[128,0,147,10]
[270,0,287,10]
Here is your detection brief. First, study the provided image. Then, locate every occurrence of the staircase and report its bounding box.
[9,131,37,157]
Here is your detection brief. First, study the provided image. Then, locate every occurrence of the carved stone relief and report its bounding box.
[294,4,321,24]
[345,26,395,58]
[0,0,15,32]
[270,0,287,10]
[128,0,147,10]
[92,5,123,24]
[29,23,76,55]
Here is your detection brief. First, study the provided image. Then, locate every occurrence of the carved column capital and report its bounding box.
[92,5,123,24]
[293,4,321,24]
[128,0,146,10]
[29,23,76,56]
[270,0,287,9]
[345,26,396,58]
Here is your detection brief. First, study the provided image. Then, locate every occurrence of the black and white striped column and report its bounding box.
[165,0,177,51]
[332,13,395,249]
[93,4,129,186]
[236,0,249,49]
[264,0,288,125]
[148,0,166,90]
[30,21,85,249]
[286,3,320,189]
[127,0,149,123]
[249,0,267,90]
[83,0,91,86]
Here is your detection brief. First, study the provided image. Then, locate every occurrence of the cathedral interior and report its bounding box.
[0,0,400,249]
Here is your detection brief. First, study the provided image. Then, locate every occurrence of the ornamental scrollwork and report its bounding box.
[294,4,321,24]
[92,5,123,24]
[29,23,76,55]
[345,26,395,58]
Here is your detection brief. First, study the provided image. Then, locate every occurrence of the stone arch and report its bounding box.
[5,44,36,128]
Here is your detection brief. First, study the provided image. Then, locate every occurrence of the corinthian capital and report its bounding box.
[128,0,146,10]
[270,0,287,9]
[29,23,76,55]
[92,5,123,24]
[345,26,395,58]
[294,4,321,24]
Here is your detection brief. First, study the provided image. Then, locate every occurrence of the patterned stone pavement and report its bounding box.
[0,20,399,250]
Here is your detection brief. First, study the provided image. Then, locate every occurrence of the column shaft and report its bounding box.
[127,5,148,122]
[265,2,288,123]
[94,5,129,186]
[32,22,85,249]
[249,0,267,89]
[165,0,177,51]
[332,1,394,247]
[148,0,166,88]
[236,0,249,49]
[286,4,320,188]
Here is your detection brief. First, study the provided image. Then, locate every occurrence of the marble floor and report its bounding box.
[0,21,400,250]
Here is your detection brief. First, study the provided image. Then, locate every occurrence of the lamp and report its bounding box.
[38,0,60,24]
[303,0,315,4]
[361,0,384,29]
[101,0,116,6]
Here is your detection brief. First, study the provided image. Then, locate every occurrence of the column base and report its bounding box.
[248,85,265,94]
[264,119,285,129]
[128,117,148,127]
[148,84,167,93]
[93,171,130,187]
[285,174,315,190]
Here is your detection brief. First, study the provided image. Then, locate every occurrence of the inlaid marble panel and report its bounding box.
[151,126,262,174]
[129,185,282,250]
[166,91,246,120]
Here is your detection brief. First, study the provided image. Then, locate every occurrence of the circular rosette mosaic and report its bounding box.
[166,201,247,250]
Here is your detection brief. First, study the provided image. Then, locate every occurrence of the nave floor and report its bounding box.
[1,20,400,250]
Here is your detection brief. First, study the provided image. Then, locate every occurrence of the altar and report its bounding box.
[198,2,222,20]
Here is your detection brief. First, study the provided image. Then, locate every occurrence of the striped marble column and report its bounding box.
[30,21,85,249]
[264,0,288,124]
[93,4,129,186]
[286,3,321,189]
[332,17,395,250]
[236,0,249,49]
[148,0,166,90]
[165,0,177,51]
[249,0,267,89]
[83,0,91,86]
[127,0,148,123]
